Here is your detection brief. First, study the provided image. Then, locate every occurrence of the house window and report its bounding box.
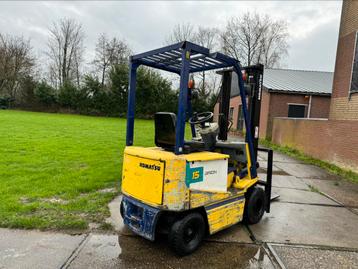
[229,107,234,120]
[351,31,358,94]
[237,105,244,131]
[288,104,306,118]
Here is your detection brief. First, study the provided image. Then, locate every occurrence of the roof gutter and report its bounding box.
[266,88,331,96]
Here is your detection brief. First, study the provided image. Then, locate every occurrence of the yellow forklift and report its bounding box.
[120,41,273,256]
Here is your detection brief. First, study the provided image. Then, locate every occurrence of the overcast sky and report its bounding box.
[0,1,342,72]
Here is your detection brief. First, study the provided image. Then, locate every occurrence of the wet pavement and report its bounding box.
[69,234,275,269]
[1,148,358,268]
[0,228,85,269]
[271,244,358,269]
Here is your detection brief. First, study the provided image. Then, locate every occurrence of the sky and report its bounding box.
[0,1,342,72]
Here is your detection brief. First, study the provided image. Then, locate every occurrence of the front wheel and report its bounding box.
[168,212,205,256]
[243,186,265,224]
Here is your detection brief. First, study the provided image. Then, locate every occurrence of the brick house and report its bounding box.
[271,0,358,172]
[214,69,333,139]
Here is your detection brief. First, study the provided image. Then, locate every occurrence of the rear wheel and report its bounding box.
[243,186,265,224]
[168,212,205,256]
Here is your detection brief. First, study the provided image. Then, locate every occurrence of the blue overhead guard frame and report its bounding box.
[126,41,257,178]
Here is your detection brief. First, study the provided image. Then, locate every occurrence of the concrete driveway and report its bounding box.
[1,150,358,269]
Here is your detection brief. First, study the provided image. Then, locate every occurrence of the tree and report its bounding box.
[0,34,35,103]
[93,33,130,86]
[166,23,195,44]
[194,26,218,50]
[194,27,220,102]
[34,81,56,106]
[165,24,221,113]
[46,18,84,88]
[221,12,289,68]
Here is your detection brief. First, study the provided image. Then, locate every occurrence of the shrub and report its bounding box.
[34,81,56,106]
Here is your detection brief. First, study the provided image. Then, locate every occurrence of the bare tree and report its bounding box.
[166,24,221,105]
[221,12,288,68]
[166,23,195,44]
[46,18,84,87]
[93,33,130,86]
[0,34,34,101]
[195,26,218,50]
[194,27,219,96]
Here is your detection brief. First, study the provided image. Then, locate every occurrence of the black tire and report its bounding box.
[168,212,205,256]
[120,200,124,218]
[243,186,265,225]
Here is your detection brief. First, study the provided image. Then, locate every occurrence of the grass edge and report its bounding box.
[259,139,358,184]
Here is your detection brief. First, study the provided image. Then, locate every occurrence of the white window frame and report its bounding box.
[287,103,308,106]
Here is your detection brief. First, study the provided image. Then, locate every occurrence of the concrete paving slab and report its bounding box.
[258,174,310,190]
[275,162,331,179]
[258,150,303,164]
[69,234,275,269]
[272,244,358,269]
[0,228,84,269]
[303,178,358,208]
[106,195,135,236]
[257,159,284,172]
[207,223,253,243]
[272,152,303,164]
[272,187,339,205]
[250,203,358,248]
[68,234,120,269]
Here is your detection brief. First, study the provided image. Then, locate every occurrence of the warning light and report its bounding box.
[242,71,247,82]
[188,79,195,89]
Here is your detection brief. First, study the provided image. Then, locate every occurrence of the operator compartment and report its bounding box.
[122,147,168,205]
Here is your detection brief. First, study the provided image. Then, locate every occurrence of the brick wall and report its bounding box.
[330,0,358,120]
[213,96,243,130]
[339,0,358,38]
[265,92,330,139]
[272,118,358,173]
[259,88,270,138]
[310,95,331,118]
[214,90,331,139]
[330,95,358,120]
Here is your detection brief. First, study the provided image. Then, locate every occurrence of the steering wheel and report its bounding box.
[189,112,213,125]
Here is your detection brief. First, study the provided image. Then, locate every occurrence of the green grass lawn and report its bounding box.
[0,110,156,231]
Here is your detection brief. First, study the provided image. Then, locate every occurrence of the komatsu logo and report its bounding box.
[139,162,161,171]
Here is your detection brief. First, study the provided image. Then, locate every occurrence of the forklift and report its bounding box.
[120,41,273,256]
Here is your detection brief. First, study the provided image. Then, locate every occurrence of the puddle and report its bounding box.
[88,196,276,268]
[81,195,276,268]
[116,236,275,268]
[69,234,275,268]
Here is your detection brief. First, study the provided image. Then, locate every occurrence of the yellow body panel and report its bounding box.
[190,190,233,208]
[162,158,188,210]
[121,145,259,232]
[233,177,258,190]
[122,146,189,209]
[206,197,245,234]
[124,146,181,161]
[122,153,165,205]
[185,151,229,162]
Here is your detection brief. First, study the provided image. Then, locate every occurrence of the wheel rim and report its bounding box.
[184,226,196,243]
[183,221,199,244]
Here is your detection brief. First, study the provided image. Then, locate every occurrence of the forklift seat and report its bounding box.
[154,112,176,150]
[155,112,206,153]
